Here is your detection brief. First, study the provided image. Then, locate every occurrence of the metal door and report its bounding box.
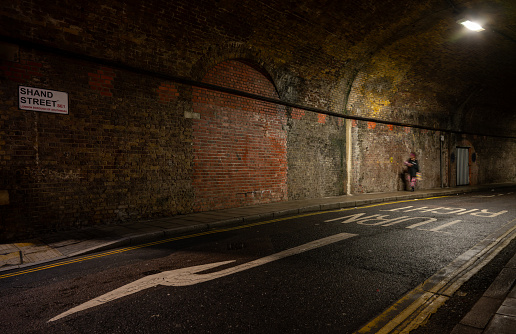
[456,147,469,186]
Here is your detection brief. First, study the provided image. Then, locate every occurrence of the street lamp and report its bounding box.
[456,17,516,44]
[457,19,485,32]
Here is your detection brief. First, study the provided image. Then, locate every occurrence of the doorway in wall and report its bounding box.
[456,147,470,186]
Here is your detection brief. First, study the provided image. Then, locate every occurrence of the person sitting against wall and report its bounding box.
[404,152,420,191]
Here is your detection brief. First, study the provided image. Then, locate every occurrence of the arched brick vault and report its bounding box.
[344,1,516,135]
[190,54,347,207]
[340,0,516,192]
[189,42,307,109]
[1,0,516,238]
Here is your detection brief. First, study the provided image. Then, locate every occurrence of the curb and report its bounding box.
[1,184,514,272]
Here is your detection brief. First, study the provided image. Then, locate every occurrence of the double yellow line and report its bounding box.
[0,196,448,280]
[356,219,516,333]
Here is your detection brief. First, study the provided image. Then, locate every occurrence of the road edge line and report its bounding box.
[355,219,516,333]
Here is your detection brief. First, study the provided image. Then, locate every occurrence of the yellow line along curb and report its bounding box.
[0,196,449,280]
[356,219,516,333]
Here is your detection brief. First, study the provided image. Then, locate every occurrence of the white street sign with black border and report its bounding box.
[18,86,69,115]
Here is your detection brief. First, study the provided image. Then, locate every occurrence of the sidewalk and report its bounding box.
[1,183,515,333]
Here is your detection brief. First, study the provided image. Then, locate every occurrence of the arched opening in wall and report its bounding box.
[192,59,288,211]
[454,137,479,186]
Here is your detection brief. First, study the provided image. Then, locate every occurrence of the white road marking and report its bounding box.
[456,209,480,215]
[473,193,509,197]
[381,206,507,217]
[470,209,508,217]
[426,220,462,232]
[326,212,466,233]
[394,217,437,228]
[49,232,357,322]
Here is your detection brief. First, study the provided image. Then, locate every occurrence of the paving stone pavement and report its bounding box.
[1,183,515,333]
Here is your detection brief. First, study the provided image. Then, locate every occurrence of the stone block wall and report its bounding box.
[350,121,442,193]
[287,111,346,200]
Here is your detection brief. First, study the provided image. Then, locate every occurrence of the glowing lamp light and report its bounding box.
[457,19,485,32]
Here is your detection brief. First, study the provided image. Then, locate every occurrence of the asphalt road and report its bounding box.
[1,190,515,333]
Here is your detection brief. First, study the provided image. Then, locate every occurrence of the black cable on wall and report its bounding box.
[1,35,515,140]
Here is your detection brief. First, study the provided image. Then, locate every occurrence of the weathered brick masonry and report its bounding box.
[1,51,194,238]
[192,60,288,211]
[1,0,515,240]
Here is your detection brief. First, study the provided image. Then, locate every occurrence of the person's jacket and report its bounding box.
[406,159,419,177]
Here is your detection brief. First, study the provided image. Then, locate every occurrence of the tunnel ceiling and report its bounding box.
[250,0,516,136]
[1,0,515,137]
[279,0,516,136]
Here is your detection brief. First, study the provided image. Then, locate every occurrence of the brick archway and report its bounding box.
[192,60,287,211]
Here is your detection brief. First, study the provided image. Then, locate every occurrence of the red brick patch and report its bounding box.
[292,107,305,120]
[192,60,287,211]
[157,83,178,103]
[89,67,115,97]
[0,59,43,83]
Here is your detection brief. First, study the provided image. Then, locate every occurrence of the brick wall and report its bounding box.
[0,0,514,240]
[286,111,347,200]
[0,59,43,83]
[350,121,441,193]
[0,49,194,239]
[192,60,287,211]
[453,136,516,186]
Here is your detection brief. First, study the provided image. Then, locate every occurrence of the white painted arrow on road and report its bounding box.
[49,232,357,322]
